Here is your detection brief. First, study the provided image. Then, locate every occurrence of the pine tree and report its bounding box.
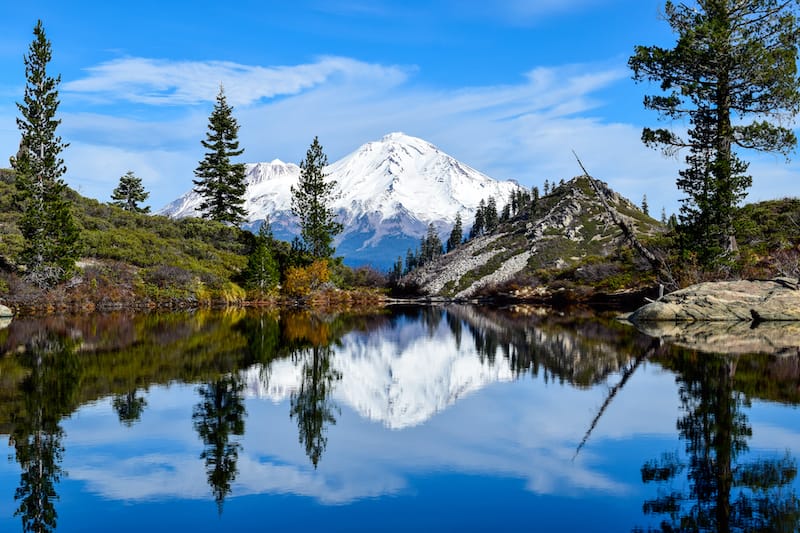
[484,196,498,232]
[10,20,80,287]
[500,203,511,222]
[509,190,519,216]
[111,171,150,213]
[193,85,247,225]
[243,220,280,295]
[470,200,486,239]
[641,194,649,216]
[420,223,443,264]
[404,248,417,274]
[630,0,800,263]
[447,213,463,253]
[389,257,403,282]
[291,136,342,258]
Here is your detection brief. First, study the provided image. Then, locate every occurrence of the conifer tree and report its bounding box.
[11,20,80,287]
[509,190,519,216]
[193,86,247,225]
[243,220,280,295]
[641,194,649,217]
[484,196,498,232]
[389,257,403,282]
[447,213,463,253]
[630,0,800,263]
[404,248,417,274]
[291,136,342,258]
[470,200,486,239]
[420,223,443,264]
[111,171,150,213]
[500,203,511,222]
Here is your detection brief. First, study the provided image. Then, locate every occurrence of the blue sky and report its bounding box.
[1,0,798,216]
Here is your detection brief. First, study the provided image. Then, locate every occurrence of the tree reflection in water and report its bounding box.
[192,375,246,514]
[112,389,147,427]
[10,333,80,533]
[290,344,341,468]
[279,311,342,469]
[636,353,800,532]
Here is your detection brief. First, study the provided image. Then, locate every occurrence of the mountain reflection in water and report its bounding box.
[0,306,798,532]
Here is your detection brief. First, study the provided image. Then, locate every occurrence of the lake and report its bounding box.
[1,305,798,532]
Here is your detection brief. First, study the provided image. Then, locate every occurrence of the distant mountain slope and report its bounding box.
[159,133,523,267]
[403,176,662,298]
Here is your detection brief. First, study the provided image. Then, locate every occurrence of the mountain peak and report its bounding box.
[160,133,523,267]
[381,131,416,142]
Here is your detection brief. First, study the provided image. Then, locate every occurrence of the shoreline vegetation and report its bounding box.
[2,158,798,318]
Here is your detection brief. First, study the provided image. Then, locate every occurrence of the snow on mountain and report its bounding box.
[240,314,514,429]
[159,133,523,267]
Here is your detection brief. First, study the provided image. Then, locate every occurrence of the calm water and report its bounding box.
[0,305,798,532]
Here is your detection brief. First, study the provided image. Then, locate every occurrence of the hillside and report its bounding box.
[160,132,523,268]
[401,175,663,300]
[0,168,251,309]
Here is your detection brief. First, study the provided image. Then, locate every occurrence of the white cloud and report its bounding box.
[63,56,410,107]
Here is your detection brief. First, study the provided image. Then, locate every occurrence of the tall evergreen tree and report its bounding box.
[470,199,486,239]
[11,20,80,287]
[193,86,247,225]
[389,256,403,282]
[291,136,342,258]
[243,220,280,295]
[404,248,417,274]
[641,194,649,217]
[447,213,463,253]
[110,171,150,213]
[420,223,443,264]
[500,203,511,222]
[630,0,800,263]
[484,196,499,232]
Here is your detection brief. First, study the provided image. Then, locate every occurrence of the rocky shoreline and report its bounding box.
[628,278,800,322]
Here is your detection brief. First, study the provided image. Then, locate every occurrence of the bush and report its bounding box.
[283,260,330,297]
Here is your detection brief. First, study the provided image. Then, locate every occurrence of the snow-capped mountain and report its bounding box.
[159,132,523,267]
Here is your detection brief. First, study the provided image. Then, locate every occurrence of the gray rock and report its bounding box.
[629,278,800,322]
[0,303,12,318]
[633,320,800,355]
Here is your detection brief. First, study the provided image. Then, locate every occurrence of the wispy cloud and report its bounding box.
[63,56,410,107]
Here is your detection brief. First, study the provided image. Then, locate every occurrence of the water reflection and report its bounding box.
[192,376,246,513]
[636,351,800,532]
[8,332,80,533]
[289,345,340,468]
[112,390,147,427]
[0,306,798,530]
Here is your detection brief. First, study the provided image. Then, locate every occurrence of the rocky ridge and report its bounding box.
[403,176,660,298]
